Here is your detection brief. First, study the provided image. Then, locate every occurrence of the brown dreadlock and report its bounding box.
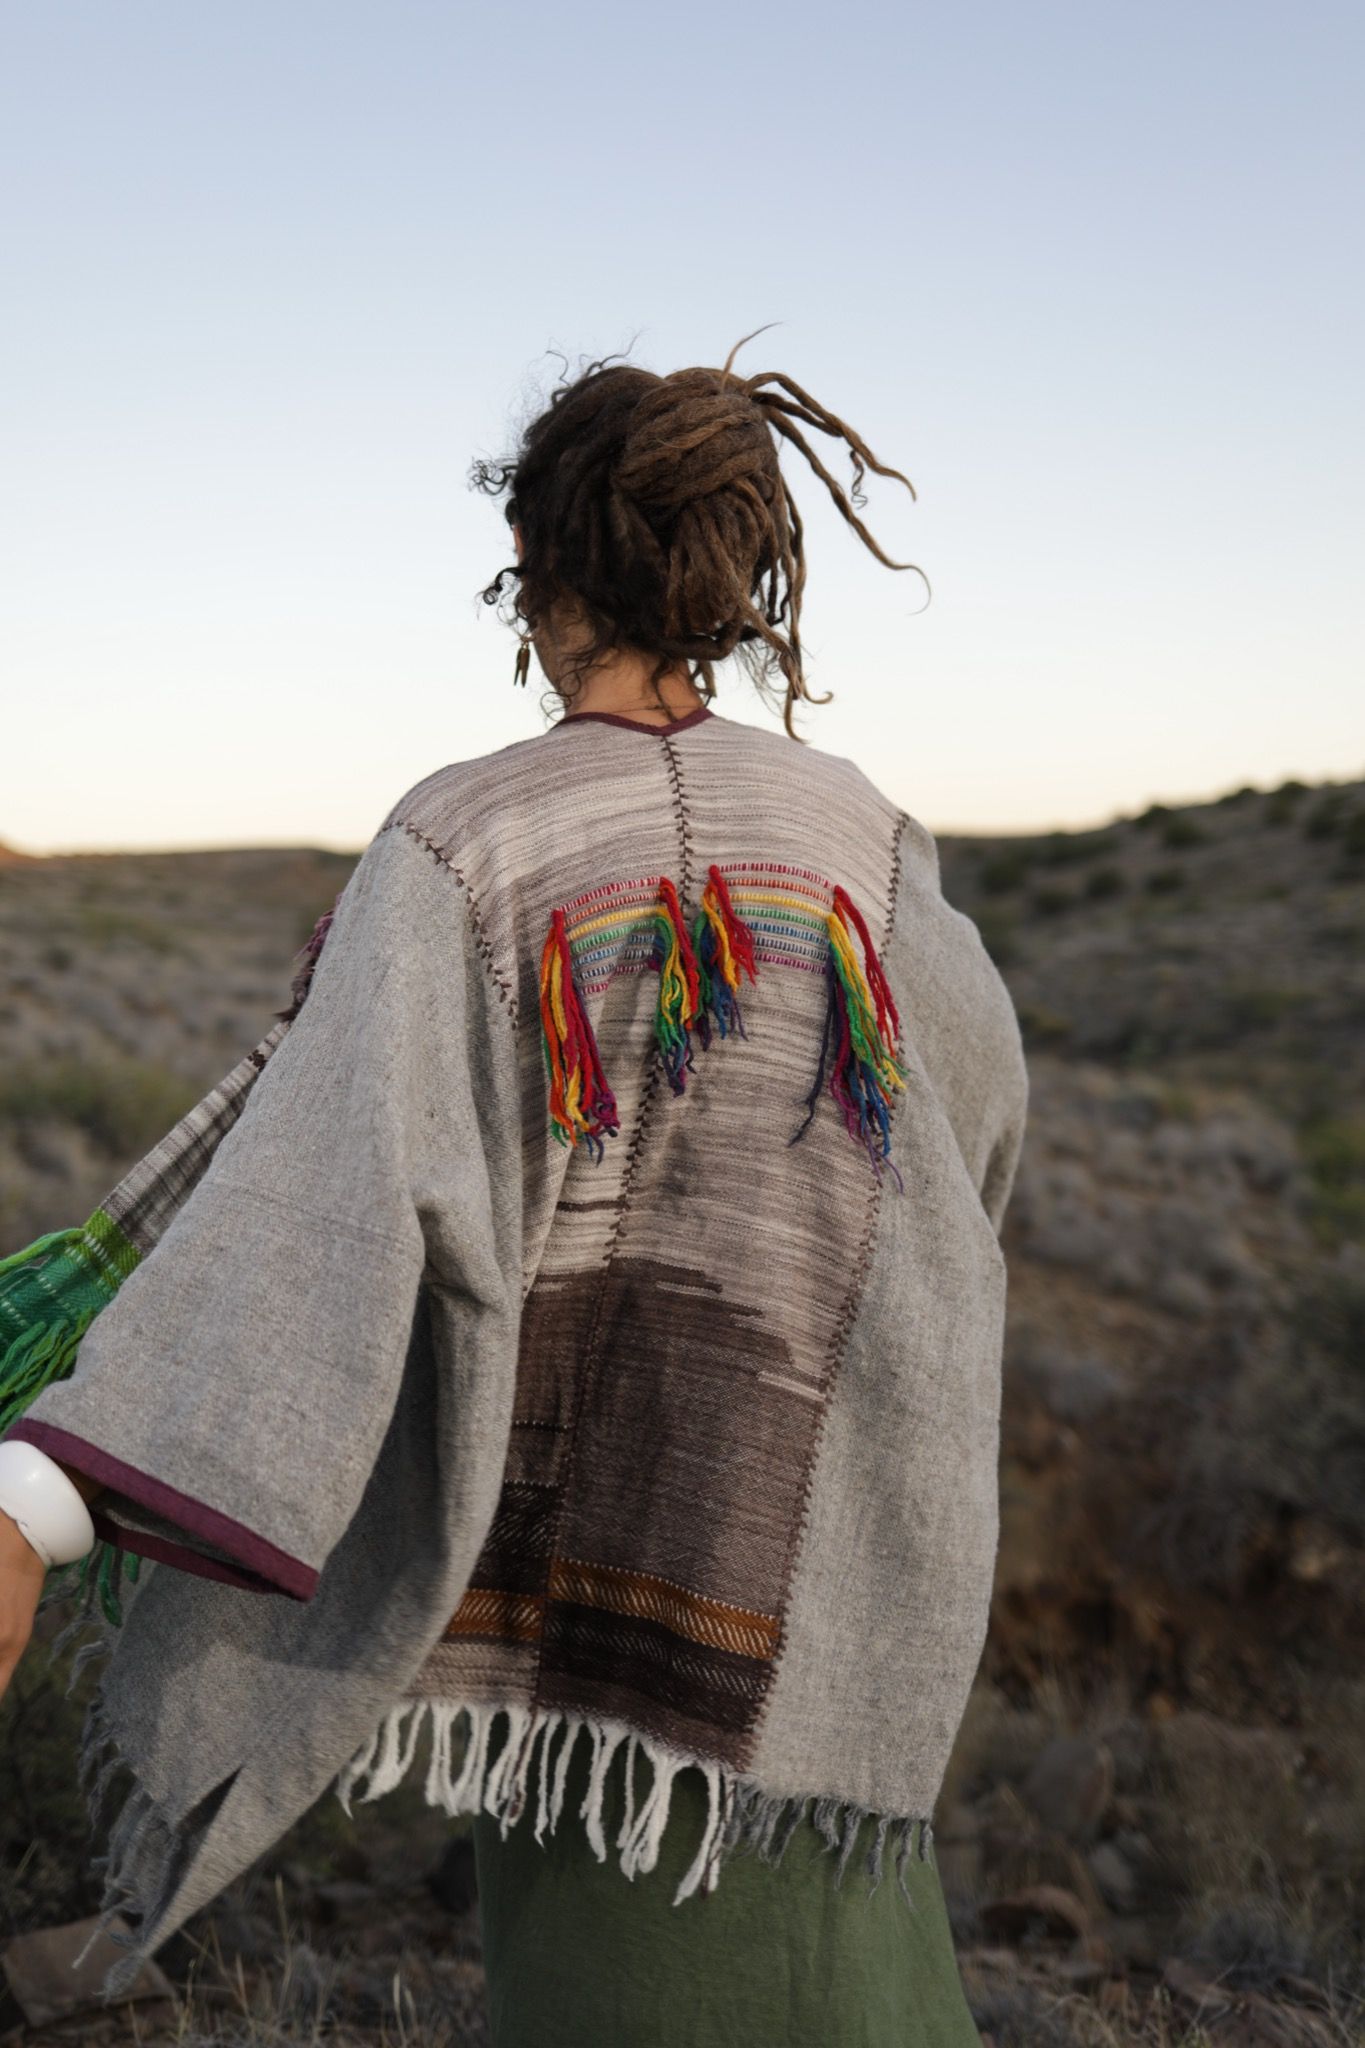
[470,325,928,743]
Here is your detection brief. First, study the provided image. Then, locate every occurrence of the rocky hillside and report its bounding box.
[2,773,1363,2044]
[0,845,356,1249]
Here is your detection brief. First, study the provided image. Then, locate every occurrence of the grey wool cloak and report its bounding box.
[2,704,1028,1996]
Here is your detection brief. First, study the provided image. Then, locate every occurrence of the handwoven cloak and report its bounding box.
[1,706,1028,1994]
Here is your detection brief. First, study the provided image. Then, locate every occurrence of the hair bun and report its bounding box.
[472,330,925,741]
[614,372,774,515]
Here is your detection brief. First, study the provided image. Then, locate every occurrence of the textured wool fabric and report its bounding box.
[3,704,1027,1997]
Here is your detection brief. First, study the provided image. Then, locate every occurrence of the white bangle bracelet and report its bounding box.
[0,1438,98,1569]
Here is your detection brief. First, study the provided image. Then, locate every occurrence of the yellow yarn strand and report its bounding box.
[828,909,908,1096]
[700,882,740,991]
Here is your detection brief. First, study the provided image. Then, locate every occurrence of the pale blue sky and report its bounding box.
[2,0,1361,852]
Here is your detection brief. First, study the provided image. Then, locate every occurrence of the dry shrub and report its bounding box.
[1147,1701,1365,1992]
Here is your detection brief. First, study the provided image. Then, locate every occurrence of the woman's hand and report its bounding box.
[0,1509,48,1704]
[0,1460,105,1707]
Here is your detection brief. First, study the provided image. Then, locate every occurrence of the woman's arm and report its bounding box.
[0,1509,46,1702]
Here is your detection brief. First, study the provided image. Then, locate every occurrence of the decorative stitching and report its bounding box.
[888,811,908,943]
[378,817,519,1025]
[753,808,912,1745]
[659,734,695,909]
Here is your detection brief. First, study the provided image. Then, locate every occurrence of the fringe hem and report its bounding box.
[41,1565,936,2005]
[336,1696,935,1911]
[42,1571,198,2004]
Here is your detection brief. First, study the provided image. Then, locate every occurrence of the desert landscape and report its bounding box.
[2,770,1362,2046]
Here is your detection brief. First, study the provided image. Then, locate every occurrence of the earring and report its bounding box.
[513,627,533,688]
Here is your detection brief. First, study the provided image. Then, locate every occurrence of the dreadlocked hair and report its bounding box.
[470,324,928,742]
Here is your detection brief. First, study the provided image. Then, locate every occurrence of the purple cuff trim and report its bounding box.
[6,1418,318,1602]
[88,1511,300,1599]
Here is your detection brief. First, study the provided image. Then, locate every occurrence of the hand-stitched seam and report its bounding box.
[659,734,695,909]
[751,807,912,1748]
[887,810,909,951]
[378,816,519,1026]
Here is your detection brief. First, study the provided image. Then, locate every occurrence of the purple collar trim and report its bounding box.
[553,705,716,738]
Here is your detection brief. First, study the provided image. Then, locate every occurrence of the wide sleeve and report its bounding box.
[978,1012,1030,1238]
[2,821,515,1601]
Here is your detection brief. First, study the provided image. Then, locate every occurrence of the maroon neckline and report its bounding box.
[553,705,716,737]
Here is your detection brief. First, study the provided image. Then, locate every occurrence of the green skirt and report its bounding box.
[472,1728,981,2048]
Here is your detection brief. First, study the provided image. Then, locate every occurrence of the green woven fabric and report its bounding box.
[0,1207,144,1617]
[0,1207,141,1430]
[472,1725,982,2048]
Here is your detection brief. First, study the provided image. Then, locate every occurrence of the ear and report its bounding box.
[513,520,524,564]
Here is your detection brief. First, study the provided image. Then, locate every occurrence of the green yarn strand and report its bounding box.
[0,1209,147,1626]
[0,1209,140,1436]
[0,1304,102,1437]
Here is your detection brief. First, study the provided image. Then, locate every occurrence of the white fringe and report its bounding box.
[334,1695,932,1909]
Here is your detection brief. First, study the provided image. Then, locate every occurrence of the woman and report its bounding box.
[0,330,1028,2045]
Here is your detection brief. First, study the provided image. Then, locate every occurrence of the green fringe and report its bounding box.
[1,1208,144,1621]
[46,1541,144,1627]
[0,1298,103,1437]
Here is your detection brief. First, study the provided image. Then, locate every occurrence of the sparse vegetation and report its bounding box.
[980,848,1035,894]
[0,1055,199,1159]
[1300,1115,1365,1247]
[1305,791,1353,840]
[1085,865,1125,900]
[71,904,184,953]
[1031,884,1078,916]
[1265,789,1304,826]
[975,906,1021,967]
[1017,1003,1073,1047]
[1336,810,1365,869]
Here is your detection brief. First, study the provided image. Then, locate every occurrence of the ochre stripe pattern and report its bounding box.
[445,1589,544,1643]
[548,1556,780,1661]
[446,1557,780,1663]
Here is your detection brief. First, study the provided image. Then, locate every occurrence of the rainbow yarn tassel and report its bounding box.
[539,907,620,1161]
[791,884,909,1188]
[653,876,702,1092]
[691,864,760,1049]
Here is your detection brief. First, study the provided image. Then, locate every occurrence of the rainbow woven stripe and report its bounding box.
[538,863,909,1185]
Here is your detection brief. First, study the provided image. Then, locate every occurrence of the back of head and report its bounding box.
[471,326,928,741]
